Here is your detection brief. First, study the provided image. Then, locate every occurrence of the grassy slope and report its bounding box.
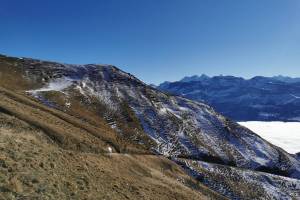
[0,111,220,200]
[0,55,226,199]
[0,54,155,153]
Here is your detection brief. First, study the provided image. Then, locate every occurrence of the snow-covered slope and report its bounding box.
[1,54,300,199]
[176,158,300,199]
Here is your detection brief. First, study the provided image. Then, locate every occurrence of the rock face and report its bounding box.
[0,54,300,199]
[158,75,300,122]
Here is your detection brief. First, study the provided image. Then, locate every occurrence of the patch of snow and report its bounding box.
[159,107,167,114]
[290,94,300,99]
[75,85,85,96]
[178,106,189,111]
[27,77,74,94]
[65,102,71,108]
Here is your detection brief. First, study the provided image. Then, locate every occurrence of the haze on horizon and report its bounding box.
[0,0,300,84]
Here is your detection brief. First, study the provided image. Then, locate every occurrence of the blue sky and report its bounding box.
[0,0,299,84]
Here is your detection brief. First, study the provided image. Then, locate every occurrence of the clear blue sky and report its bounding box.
[0,0,299,84]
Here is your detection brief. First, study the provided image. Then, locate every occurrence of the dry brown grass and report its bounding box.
[0,111,224,200]
[0,55,227,199]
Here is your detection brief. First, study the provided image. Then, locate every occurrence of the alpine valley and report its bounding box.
[0,54,299,199]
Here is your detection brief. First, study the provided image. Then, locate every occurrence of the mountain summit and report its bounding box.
[180,74,210,82]
[0,54,300,199]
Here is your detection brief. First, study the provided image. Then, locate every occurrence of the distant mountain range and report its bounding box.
[158,74,300,122]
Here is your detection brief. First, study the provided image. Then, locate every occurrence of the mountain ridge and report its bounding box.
[158,74,300,122]
[169,74,300,84]
[1,54,300,199]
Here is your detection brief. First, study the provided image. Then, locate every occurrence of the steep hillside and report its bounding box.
[158,75,300,121]
[0,54,300,199]
[176,158,300,199]
[0,79,222,199]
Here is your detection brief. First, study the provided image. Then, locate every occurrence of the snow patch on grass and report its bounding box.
[27,78,74,94]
